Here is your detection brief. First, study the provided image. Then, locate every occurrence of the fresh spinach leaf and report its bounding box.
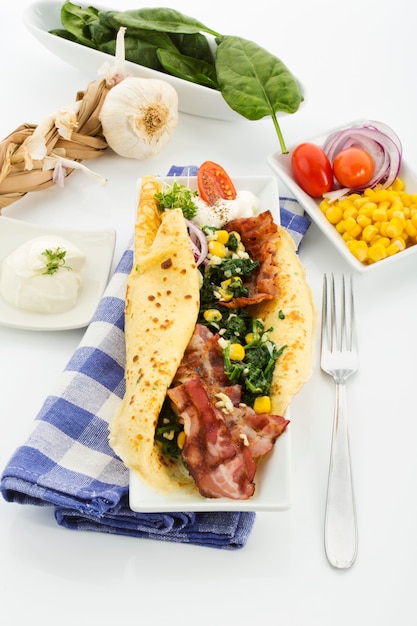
[169,32,215,66]
[98,7,221,37]
[157,49,219,89]
[99,37,164,71]
[215,35,303,153]
[88,19,115,47]
[60,0,99,47]
[50,28,79,42]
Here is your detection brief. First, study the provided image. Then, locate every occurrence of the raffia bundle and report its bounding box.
[0,78,111,212]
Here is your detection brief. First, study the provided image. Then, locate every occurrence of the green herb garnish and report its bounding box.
[154,181,198,219]
[41,247,72,275]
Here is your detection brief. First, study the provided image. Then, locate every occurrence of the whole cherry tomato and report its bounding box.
[291,143,333,197]
[197,161,237,204]
[332,147,374,188]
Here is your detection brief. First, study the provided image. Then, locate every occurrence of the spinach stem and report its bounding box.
[271,112,288,154]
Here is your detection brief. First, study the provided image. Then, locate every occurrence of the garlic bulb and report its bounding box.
[99,77,179,160]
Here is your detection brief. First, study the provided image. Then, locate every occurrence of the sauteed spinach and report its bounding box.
[51,1,303,152]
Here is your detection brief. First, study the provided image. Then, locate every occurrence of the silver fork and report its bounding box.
[321,273,358,569]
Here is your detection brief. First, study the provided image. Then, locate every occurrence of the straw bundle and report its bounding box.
[0,78,111,212]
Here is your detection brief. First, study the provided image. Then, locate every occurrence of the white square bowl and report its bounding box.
[268,121,417,273]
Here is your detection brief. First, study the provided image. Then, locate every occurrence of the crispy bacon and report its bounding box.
[167,324,289,499]
[174,324,229,386]
[223,210,281,308]
[168,379,256,499]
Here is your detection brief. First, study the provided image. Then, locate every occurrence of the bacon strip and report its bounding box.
[167,324,289,499]
[222,210,281,309]
[168,379,256,500]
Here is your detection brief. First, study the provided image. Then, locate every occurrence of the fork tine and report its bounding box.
[342,274,356,352]
[321,273,331,352]
[322,273,356,354]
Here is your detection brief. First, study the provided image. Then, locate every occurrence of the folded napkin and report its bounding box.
[0,166,310,550]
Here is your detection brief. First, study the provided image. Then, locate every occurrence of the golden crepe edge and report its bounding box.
[109,175,316,496]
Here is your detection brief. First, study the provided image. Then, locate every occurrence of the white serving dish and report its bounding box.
[129,174,292,512]
[23,1,303,122]
[268,120,417,273]
[0,217,115,331]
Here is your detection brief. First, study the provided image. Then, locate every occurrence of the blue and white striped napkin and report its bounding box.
[0,166,310,550]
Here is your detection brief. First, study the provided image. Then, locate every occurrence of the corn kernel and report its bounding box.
[343,216,357,232]
[203,308,222,322]
[320,199,330,213]
[346,240,368,262]
[385,217,403,238]
[386,240,405,256]
[356,214,371,229]
[343,207,358,220]
[368,243,387,263]
[216,230,229,244]
[405,219,417,237]
[229,343,245,361]
[375,236,390,248]
[392,209,407,226]
[177,431,186,450]
[362,224,379,242]
[253,396,272,414]
[358,205,373,218]
[325,205,343,224]
[349,224,362,239]
[353,196,371,209]
[392,177,405,191]
[361,201,377,213]
[372,207,388,222]
[208,240,227,258]
[245,332,254,345]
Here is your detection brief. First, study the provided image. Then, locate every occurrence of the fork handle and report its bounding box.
[324,381,358,569]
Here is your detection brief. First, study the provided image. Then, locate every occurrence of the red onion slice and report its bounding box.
[322,120,402,192]
[185,219,208,266]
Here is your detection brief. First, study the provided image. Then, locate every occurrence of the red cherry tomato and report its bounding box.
[291,143,333,197]
[332,147,374,188]
[197,161,237,204]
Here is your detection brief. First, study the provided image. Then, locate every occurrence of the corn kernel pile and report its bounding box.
[319,178,417,264]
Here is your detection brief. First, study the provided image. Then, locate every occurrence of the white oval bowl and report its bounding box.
[24,0,304,122]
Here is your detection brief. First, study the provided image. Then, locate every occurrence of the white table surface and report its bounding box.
[1,1,416,624]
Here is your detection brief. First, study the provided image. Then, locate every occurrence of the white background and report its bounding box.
[1,1,416,624]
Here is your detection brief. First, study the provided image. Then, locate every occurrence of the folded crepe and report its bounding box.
[109,176,201,494]
[109,175,316,498]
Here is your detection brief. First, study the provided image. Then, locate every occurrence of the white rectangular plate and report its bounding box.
[129,174,292,512]
[130,426,291,513]
[268,120,417,273]
[0,217,116,331]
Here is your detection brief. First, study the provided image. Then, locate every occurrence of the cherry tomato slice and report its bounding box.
[291,143,333,198]
[333,147,374,188]
[197,161,237,204]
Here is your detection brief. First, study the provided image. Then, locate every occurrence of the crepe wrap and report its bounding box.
[109,176,201,494]
[109,176,316,496]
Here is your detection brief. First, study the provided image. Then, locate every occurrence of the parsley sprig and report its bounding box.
[155,182,198,219]
[41,247,72,275]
